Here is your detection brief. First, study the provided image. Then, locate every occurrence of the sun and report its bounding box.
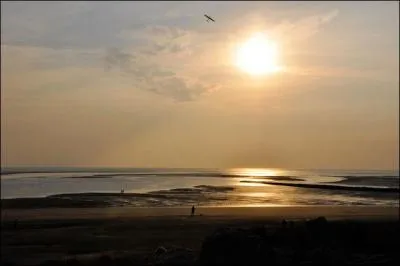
[235,33,281,76]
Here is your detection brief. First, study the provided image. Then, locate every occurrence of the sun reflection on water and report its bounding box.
[228,168,284,177]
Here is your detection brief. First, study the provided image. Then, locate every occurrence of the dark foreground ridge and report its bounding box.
[2,217,399,266]
[198,217,399,266]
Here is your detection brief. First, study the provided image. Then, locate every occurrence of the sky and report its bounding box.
[1,1,399,170]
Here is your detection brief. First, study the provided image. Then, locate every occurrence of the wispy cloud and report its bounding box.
[271,9,339,42]
[104,47,135,72]
[103,25,219,101]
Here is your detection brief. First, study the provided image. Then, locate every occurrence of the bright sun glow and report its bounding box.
[235,33,281,76]
[229,168,283,177]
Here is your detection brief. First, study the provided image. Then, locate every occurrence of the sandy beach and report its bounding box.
[1,206,399,266]
[2,205,399,221]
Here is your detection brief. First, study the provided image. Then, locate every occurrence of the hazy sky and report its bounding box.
[1,1,398,170]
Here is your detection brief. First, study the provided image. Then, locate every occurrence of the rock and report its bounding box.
[199,227,274,265]
[154,246,168,257]
[150,246,195,266]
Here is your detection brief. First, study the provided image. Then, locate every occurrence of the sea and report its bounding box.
[1,167,399,207]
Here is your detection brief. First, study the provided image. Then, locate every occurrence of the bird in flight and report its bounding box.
[204,14,215,22]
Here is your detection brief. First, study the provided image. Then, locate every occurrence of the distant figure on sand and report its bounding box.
[191,205,196,216]
[282,219,288,228]
[13,219,18,230]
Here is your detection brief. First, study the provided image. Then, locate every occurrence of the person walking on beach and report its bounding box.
[191,205,196,216]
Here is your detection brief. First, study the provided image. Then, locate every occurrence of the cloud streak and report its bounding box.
[104,47,135,72]
[270,9,340,43]
[102,24,219,102]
